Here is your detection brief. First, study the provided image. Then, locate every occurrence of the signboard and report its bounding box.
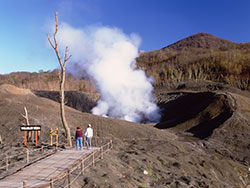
[50,128,58,136]
[20,125,41,147]
[20,125,41,131]
[50,128,59,146]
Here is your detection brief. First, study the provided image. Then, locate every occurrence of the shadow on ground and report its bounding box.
[155,92,234,139]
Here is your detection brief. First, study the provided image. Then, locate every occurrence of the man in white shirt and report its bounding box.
[84,124,93,149]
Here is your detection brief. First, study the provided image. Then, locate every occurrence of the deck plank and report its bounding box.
[0,147,99,188]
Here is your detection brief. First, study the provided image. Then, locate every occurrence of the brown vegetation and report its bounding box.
[136,32,250,90]
[2,33,249,93]
[0,70,97,93]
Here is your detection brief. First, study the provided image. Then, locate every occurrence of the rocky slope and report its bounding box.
[0,83,249,187]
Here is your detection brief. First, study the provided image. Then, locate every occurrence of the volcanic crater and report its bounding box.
[156,91,234,140]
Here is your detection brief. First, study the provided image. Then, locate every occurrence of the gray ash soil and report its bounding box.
[0,83,250,187]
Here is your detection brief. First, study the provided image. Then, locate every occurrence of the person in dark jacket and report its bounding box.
[75,126,83,150]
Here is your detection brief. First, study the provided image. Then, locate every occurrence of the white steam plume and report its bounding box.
[56,23,160,123]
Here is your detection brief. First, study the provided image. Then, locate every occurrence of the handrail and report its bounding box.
[42,139,112,188]
[0,145,58,179]
[0,137,112,187]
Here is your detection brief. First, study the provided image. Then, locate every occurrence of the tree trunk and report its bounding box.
[22,106,33,142]
[47,12,72,147]
[60,67,72,147]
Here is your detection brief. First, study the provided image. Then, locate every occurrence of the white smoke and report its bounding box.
[55,23,160,123]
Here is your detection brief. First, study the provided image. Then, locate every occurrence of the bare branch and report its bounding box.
[55,12,58,34]
[48,12,72,69]
[53,12,59,50]
[47,34,55,49]
[55,48,64,68]
[66,54,72,62]
[63,46,72,66]
[21,106,30,125]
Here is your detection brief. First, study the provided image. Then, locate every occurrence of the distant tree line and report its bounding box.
[0,69,97,93]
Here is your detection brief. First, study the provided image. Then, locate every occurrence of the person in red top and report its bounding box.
[75,126,83,150]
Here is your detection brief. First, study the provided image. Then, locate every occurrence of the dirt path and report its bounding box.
[0,147,99,188]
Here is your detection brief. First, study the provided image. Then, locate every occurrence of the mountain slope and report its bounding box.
[0,84,164,145]
[136,33,250,90]
[0,84,250,187]
[164,32,236,51]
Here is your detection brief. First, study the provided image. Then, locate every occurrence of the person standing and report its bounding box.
[75,126,83,150]
[84,124,93,149]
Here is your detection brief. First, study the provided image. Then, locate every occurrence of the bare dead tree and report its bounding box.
[21,106,30,125]
[47,12,72,147]
[21,106,33,142]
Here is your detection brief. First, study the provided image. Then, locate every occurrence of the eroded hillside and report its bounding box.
[0,84,250,187]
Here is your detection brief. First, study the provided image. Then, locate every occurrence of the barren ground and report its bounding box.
[0,82,250,188]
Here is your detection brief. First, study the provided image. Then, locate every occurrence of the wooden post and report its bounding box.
[50,128,59,147]
[23,181,27,188]
[81,159,84,175]
[100,146,102,159]
[26,149,29,164]
[56,133,59,147]
[35,131,38,147]
[102,146,104,159]
[84,137,86,147]
[50,178,54,188]
[100,146,103,159]
[67,169,71,188]
[24,131,27,146]
[50,128,53,146]
[41,146,44,152]
[5,154,8,171]
[92,152,95,168]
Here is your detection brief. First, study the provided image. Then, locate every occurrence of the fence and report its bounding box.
[0,145,58,179]
[0,137,112,188]
[49,140,112,188]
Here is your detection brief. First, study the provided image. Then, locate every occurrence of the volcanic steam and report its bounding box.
[55,23,160,123]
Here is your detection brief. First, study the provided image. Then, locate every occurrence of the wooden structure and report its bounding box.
[20,125,41,147]
[0,148,98,187]
[0,146,107,187]
[50,128,59,146]
[0,138,112,188]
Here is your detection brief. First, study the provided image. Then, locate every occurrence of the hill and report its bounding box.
[0,84,250,187]
[136,32,250,90]
[0,70,97,93]
[164,32,236,51]
[1,33,249,93]
[0,32,250,187]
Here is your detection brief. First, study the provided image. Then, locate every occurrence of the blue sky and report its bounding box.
[1,0,250,74]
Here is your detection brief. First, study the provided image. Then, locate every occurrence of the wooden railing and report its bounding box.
[0,145,57,179]
[0,137,112,188]
[50,140,112,188]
